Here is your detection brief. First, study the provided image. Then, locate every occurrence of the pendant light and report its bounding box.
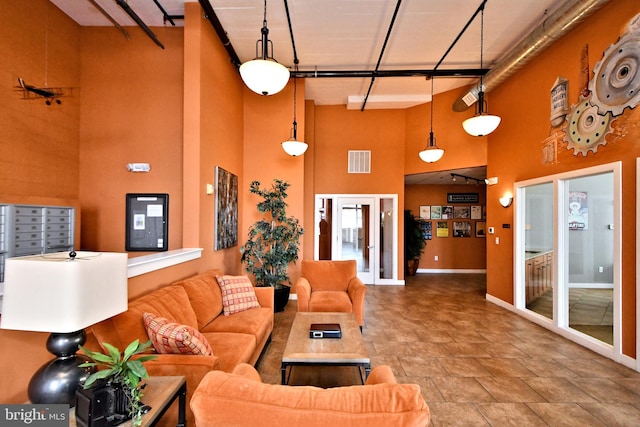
[239,0,290,96]
[419,78,444,163]
[282,66,308,156]
[462,4,501,136]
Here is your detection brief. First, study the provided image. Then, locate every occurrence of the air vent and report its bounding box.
[348,151,371,174]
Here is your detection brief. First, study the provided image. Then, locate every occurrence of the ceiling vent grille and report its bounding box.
[348,151,371,174]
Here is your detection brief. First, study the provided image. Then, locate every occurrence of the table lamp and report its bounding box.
[1,251,128,406]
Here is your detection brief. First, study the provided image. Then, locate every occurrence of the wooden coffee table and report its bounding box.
[281,312,370,385]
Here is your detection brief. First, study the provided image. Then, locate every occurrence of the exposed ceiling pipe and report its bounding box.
[453,0,610,112]
[86,0,130,40]
[198,0,242,67]
[361,0,403,111]
[115,0,165,49]
[290,68,486,78]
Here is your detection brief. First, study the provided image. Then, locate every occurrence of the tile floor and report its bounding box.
[256,273,640,426]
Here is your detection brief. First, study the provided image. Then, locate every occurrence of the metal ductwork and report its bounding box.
[453,0,611,112]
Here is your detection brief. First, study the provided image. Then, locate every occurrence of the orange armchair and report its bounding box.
[295,260,366,326]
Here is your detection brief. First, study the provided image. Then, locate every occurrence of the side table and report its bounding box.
[70,376,186,427]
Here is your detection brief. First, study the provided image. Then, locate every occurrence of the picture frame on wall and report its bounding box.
[476,221,487,237]
[215,166,238,250]
[419,205,431,219]
[453,221,472,238]
[454,206,470,219]
[442,205,453,219]
[436,221,449,237]
[470,205,482,219]
[422,221,432,240]
[431,206,442,219]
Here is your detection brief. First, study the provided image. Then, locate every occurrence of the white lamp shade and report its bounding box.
[282,139,308,156]
[499,196,514,208]
[419,147,445,163]
[1,251,128,333]
[239,59,290,96]
[462,114,501,136]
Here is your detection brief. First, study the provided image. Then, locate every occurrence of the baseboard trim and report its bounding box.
[417,268,487,274]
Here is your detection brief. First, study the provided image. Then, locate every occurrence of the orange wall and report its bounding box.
[404,87,488,176]
[78,27,184,254]
[405,184,487,270]
[242,80,306,284]
[0,0,83,403]
[486,0,640,357]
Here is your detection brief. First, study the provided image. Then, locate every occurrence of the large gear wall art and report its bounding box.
[562,13,640,156]
[563,97,614,156]
[589,33,640,117]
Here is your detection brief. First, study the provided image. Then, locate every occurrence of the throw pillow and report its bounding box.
[143,312,213,355]
[215,275,261,316]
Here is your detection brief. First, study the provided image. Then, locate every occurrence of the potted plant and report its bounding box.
[404,210,427,276]
[77,340,157,427]
[240,179,304,312]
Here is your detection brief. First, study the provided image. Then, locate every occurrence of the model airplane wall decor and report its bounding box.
[16,78,68,105]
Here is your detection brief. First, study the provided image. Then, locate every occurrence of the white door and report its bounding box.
[335,197,375,284]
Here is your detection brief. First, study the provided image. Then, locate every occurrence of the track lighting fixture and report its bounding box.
[450,173,484,185]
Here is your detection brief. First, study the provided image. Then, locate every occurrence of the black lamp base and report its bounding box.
[28,330,95,406]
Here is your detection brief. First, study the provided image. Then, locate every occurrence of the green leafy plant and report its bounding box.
[240,179,304,288]
[404,210,427,275]
[79,340,157,427]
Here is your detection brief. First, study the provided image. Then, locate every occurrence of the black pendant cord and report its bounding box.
[292,65,298,139]
[429,77,435,143]
[361,0,403,111]
[434,0,488,72]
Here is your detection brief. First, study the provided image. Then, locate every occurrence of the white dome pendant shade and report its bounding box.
[419,78,444,163]
[282,72,308,157]
[462,5,501,136]
[240,0,290,96]
[240,59,290,96]
[282,138,308,156]
[419,132,445,163]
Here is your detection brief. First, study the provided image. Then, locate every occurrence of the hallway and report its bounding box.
[257,273,640,425]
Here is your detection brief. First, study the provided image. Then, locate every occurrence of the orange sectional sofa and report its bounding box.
[88,269,274,426]
[191,363,430,426]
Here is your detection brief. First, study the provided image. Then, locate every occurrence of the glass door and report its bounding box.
[335,197,375,284]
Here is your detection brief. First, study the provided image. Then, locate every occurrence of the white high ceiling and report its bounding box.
[50,0,565,109]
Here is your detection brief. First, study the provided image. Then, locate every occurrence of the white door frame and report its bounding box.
[314,194,402,285]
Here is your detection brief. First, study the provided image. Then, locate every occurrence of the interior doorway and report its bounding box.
[314,194,401,285]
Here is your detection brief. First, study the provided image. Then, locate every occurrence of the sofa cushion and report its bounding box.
[191,364,431,426]
[172,270,224,330]
[201,332,257,372]
[201,306,272,342]
[309,291,353,313]
[143,313,213,356]
[216,275,260,315]
[91,285,199,351]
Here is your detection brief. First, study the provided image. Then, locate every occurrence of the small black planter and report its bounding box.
[75,382,130,427]
[274,286,291,312]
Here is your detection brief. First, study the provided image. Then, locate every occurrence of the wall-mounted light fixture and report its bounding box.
[499,196,513,208]
[484,177,498,185]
